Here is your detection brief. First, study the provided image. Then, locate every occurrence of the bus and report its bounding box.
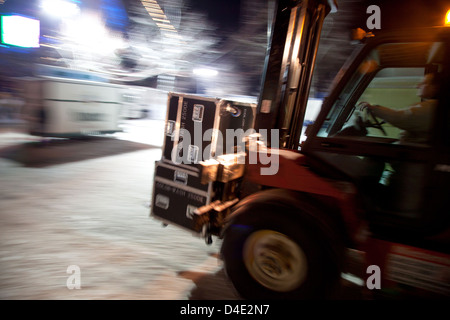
[20,64,123,137]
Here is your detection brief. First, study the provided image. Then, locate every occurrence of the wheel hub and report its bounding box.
[243,230,308,292]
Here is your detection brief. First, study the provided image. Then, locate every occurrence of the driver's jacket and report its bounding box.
[370,99,437,144]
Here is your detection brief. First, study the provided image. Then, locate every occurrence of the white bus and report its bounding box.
[21,64,123,137]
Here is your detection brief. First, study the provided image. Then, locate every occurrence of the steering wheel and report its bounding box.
[358,102,387,136]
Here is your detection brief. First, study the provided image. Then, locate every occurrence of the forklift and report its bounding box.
[151,0,450,299]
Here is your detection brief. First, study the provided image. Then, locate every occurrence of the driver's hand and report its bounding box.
[357,102,372,122]
[357,101,372,111]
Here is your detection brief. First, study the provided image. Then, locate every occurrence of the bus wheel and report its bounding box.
[221,201,343,299]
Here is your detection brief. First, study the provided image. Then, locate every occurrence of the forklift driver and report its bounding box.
[358,72,442,145]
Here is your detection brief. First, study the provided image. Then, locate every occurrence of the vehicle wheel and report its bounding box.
[221,199,344,299]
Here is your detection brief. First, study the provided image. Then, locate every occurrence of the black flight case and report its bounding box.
[151,93,256,235]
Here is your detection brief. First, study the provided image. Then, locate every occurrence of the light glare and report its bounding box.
[1,15,40,48]
[42,0,80,18]
[193,68,218,77]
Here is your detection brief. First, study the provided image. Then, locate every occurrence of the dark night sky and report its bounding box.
[187,0,242,33]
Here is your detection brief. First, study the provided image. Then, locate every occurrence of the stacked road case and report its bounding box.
[151,93,256,234]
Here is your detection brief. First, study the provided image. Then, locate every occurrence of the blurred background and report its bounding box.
[2,0,449,116]
[0,0,368,100]
[0,0,271,100]
[1,0,448,109]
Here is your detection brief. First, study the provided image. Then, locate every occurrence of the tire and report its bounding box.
[221,193,344,299]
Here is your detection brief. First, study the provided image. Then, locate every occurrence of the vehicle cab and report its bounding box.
[302,27,450,297]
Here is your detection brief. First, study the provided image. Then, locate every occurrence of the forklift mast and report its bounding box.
[256,0,336,149]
